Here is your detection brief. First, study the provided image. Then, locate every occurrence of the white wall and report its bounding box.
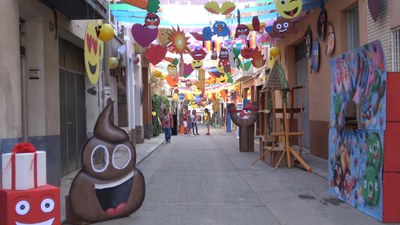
[0,0,21,138]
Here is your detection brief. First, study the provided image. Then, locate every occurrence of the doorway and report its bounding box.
[295,43,310,149]
[59,38,87,175]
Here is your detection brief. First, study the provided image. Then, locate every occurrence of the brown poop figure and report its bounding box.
[66,102,145,224]
[228,102,259,152]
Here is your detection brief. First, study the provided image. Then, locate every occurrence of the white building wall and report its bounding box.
[366,0,392,71]
[0,0,21,138]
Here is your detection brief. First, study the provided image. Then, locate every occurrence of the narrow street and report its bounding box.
[90,126,389,225]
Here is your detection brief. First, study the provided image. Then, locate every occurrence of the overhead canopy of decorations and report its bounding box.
[110,0,326,107]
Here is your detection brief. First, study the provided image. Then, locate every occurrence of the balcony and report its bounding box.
[40,0,108,20]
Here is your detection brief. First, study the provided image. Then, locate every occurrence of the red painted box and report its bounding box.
[384,122,400,172]
[383,172,400,222]
[0,185,60,225]
[387,72,400,122]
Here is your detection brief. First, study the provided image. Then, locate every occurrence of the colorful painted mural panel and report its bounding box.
[328,40,386,221]
[329,40,386,131]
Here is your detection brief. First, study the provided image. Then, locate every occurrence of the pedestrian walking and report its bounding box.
[161,108,173,143]
[191,109,199,135]
[204,108,211,135]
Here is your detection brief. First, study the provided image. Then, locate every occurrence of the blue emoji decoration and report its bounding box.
[310,38,320,73]
[213,21,230,37]
[329,40,386,221]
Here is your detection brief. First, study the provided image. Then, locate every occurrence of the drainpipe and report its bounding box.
[126,42,135,143]
[103,6,111,106]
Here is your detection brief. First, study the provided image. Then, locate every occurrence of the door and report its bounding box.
[59,38,86,175]
[295,43,310,149]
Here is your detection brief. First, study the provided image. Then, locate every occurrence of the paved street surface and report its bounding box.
[62,125,397,225]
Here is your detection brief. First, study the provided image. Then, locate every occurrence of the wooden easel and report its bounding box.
[253,86,311,172]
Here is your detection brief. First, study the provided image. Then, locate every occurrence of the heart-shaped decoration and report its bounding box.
[131,23,158,48]
[183,63,194,77]
[220,2,236,15]
[204,1,220,14]
[144,44,167,65]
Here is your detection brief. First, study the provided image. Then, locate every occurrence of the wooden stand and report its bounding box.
[253,86,312,172]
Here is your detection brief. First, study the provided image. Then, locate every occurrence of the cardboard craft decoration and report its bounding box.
[131,13,160,48]
[276,0,303,19]
[66,102,145,224]
[368,0,381,22]
[202,27,213,41]
[0,142,61,225]
[85,23,103,85]
[144,44,167,65]
[263,60,287,90]
[317,7,327,41]
[168,26,191,55]
[213,21,230,37]
[250,47,266,68]
[326,22,335,55]
[122,0,160,13]
[204,1,236,15]
[328,40,386,221]
[267,17,297,39]
[2,150,46,190]
[235,24,250,39]
[252,16,260,32]
[0,185,61,225]
[228,102,259,152]
[304,26,312,58]
[311,38,320,73]
[157,28,173,47]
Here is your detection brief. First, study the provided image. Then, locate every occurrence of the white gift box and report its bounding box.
[1,151,46,190]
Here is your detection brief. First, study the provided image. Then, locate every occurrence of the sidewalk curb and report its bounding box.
[137,139,165,165]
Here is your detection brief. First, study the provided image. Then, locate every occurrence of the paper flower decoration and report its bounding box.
[204,1,236,15]
[168,26,191,55]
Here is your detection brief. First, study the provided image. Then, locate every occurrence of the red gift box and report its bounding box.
[0,184,60,225]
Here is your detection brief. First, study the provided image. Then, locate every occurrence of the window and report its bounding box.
[347,7,359,51]
[392,27,400,72]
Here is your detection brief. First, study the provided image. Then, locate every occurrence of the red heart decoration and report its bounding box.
[144,44,167,65]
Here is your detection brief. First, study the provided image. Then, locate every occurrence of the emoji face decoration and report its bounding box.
[211,50,218,60]
[190,48,207,70]
[267,17,297,39]
[67,102,145,223]
[311,38,320,73]
[191,60,203,70]
[235,24,250,39]
[167,63,178,77]
[0,185,61,225]
[144,13,160,29]
[213,21,230,37]
[326,22,335,55]
[276,0,303,19]
[85,23,103,85]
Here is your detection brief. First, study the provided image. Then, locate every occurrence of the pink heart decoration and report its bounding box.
[183,63,194,77]
[144,44,167,65]
[131,24,158,48]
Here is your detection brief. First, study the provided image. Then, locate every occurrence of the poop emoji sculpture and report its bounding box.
[66,102,145,224]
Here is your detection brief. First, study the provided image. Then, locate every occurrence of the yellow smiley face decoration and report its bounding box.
[276,0,303,19]
[191,60,203,70]
[84,23,104,84]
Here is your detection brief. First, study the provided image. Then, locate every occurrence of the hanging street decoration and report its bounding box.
[368,0,381,22]
[122,0,160,13]
[131,13,160,48]
[266,17,297,39]
[95,23,114,42]
[204,1,236,15]
[144,44,167,65]
[157,28,173,47]
[276,0,303,19]
[168,26,191,56]
[84,23,103,85]
[212,21,230,37]
[250,47,266,69]
[252,16,261,33]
